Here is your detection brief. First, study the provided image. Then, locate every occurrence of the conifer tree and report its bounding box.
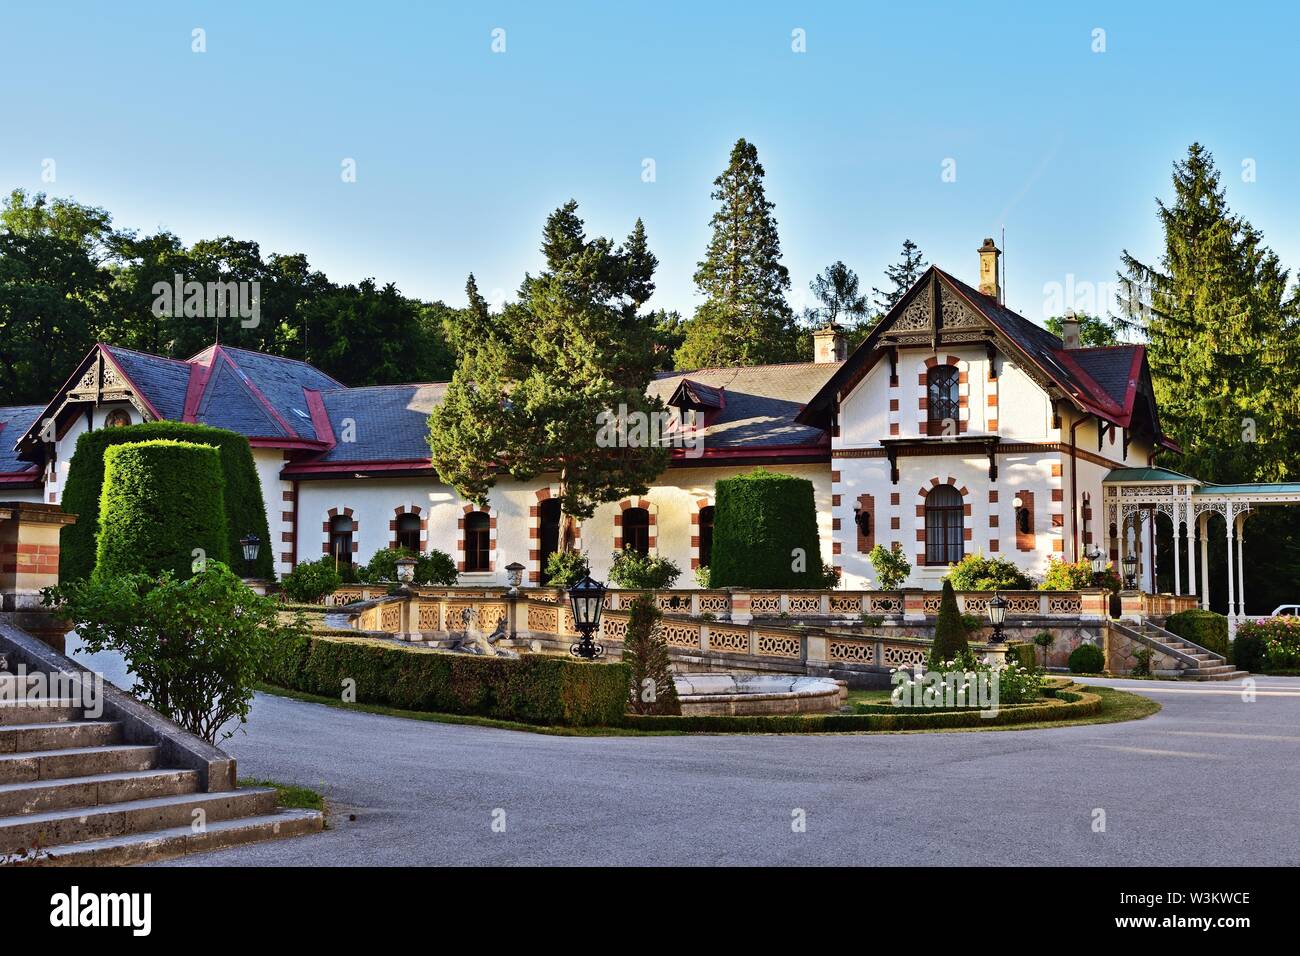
[1119,143,1300,611]
[622,595,681,716]
[429,202,669,526]
[871,239,928,315]
[930,579,969,663]
[675,139,801,368]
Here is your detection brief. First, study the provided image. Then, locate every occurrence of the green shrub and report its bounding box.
[60,421,273,582]
[609,548,682,589]
[1068,642,1105,674]
[263,633,629,727]
[1231,628,1267,673]
[544,549,590,588]
[930,580,969,662]
[94,440,229,580]
[960,613,986,636]
[1130,646,1153,677]
[1163,609,1229,657]
[622,595,680,716]
[280,556,343,603]
[708,469,829,588]
[867,543,911,590]
[943,552,1035,591]
[362,547,458,586]
[1040,557,1121,593]
[1235,617,1300,672]
[1007,642,1037,671]
[49,563,298,743]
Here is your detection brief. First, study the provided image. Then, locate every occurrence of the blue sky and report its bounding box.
[2,1,1296,324]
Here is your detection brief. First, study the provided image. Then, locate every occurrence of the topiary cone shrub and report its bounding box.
[708,469,829,588]
[60,421,273,581]
[622,594,681,716]
[930,579,968,663]
[94,439,230,580]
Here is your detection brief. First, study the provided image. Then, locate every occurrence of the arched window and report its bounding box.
[395,513,422,553]
[464,512,491,572]
[698,506,715,567]
[926,366,959,436]
[538,499,563,584]
[622,507,650,556]
[104,408,132,428]
[924,485,964,566]
[329,515,354,567]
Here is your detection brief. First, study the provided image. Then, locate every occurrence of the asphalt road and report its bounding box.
[67,636,1300,866]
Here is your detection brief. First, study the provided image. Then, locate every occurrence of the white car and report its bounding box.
[1270,605,1300,617]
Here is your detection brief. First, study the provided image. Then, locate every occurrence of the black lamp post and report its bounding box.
[239,533,260,577]
[1122,552,1138,590]
[987,591,1007,644]
[567,573,607,660]
[1086,545,1105,585]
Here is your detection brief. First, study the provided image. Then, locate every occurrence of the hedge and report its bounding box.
[1068,642,1105,674]
[61,421,274,582]
[624,687,1101,733]
[95,440,230,580]
[264,633,630,727]
[708,469,828,588]
[1163,609,1229,657]
[1006,642,1037,671]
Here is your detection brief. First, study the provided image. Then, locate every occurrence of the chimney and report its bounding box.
[978,238,1001,301]
[812,323,847,363]
[1060,311,1081,350]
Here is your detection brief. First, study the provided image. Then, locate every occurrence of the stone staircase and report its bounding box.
[1115,620,1249,681]
[0,674,322,866]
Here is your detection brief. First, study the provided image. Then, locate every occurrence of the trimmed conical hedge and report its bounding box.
[930,579,969,663]
[708,469,828,588]
[94,440,230,580]
[60,421,272,581]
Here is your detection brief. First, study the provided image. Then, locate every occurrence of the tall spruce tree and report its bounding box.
[622,595,681,716]
[872,239,928,315]
[675,139,801,369]
[429,201,669,528]
[1119,144,1300,612]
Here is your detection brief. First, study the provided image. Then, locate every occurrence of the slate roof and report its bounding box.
[212,347,343,439]
[650,362,837,449]
[316,383,448,463]
[195,358,291,438]
[102,346,191,421]
[0,405,44,476]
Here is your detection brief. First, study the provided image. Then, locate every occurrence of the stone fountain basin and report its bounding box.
[672,673,846,716]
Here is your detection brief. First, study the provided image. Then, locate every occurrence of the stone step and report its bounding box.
[0,745,157,786]
[1185,668,1250,681]
[5,808,324,867]
[0,700,83,727]
[0,721,121,755]
[0,787,279,855]
[0,769,199,817]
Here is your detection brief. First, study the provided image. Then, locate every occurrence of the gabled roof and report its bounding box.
[667,378,726,411]
[101,346,191,421]
[797,266,1166,443]
[313,383,447,464]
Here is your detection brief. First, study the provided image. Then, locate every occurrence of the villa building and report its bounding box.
[2,241,1286,618]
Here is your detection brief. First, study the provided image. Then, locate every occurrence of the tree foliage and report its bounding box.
[676,139,802,368]
[707,469,828,588]
[429,202,669,522]
[0,188,456,403]
[1118,144,1300,613]
[872,239,928,316]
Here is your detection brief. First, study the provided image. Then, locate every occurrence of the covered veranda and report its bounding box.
[1103,467,1300,630]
